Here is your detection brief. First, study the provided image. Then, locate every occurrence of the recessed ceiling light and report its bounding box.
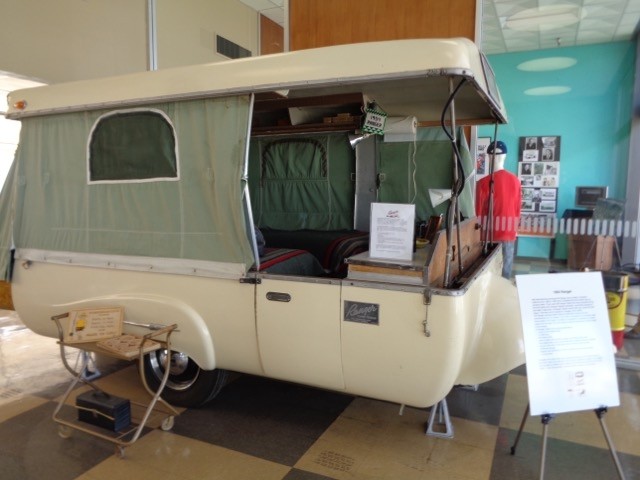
[524,86,572,96]
[506,5,585,32]
[517,57,577,72]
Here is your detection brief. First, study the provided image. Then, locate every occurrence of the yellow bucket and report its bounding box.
[603,272,628,332]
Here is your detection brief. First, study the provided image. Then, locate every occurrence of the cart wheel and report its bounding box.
[115,445,126,459]
[58,425,72,439]
[161,415,175,431]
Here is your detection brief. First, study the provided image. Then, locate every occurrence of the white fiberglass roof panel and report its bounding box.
[6,38,506,124]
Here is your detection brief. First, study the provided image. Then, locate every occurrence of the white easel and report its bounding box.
[515,272,626,479]
[510,403,625,479]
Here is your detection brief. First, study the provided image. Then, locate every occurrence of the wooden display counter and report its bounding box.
[567,234,615,271]
[346,249,428,285]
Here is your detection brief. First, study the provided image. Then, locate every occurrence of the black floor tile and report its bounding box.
[447,374,509,426]
[171,374,354,466]
[491,427,640,480]
[283,468,337,480]
[511,363,527,377]
[0,402,115,480]
[617,367,640,395]
[623,337,640,357]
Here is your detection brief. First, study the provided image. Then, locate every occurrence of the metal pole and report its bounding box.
[147,0,158,71]
[595,407,627,479]
[443,78,459,287]
[510,403,530,455]
[482,123,499,254]
[539,414,552,480]
[449,84,464,277]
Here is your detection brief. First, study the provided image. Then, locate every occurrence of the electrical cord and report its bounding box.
[409,136,418,204]
[440,78,468,284]
[440,78,468,198]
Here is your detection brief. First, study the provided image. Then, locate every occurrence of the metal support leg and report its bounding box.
[80,351,101,381]
[595,407,626,480]
[539,414,553,480]
[510,407,626,479]
[425,398,454,439]
[510,402,530,455]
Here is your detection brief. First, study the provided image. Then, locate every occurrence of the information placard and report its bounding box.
[369,203,415,261]
[516,272,619,415]
[62,307,124,343]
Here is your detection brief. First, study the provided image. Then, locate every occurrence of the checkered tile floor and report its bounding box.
[1,262,639,479]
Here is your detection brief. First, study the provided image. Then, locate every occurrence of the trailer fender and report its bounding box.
[54,293,216,371]
[455,273,525,386]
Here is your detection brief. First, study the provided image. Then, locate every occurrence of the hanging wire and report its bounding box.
[440,78,467,198]
[409,136,418,204]
[440,78,467,285]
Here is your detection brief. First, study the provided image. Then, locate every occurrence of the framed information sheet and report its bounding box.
[369,203,415,261]
[516,272,620,416]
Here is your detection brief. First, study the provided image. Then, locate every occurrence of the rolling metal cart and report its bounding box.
[51,313,179,458]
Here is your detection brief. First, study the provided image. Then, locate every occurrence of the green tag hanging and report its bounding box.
[361,104,387,135]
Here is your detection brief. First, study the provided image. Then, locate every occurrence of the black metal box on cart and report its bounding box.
[76,390,131,432]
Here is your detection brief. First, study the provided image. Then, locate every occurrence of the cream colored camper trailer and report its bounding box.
[1,38,524,409]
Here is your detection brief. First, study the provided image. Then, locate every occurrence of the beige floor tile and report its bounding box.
[295,397,497,480]
[0,394,48,421]
[500,373,640,456]
[94,365,185,424]
[75,458,187,480]
[86,429,291,480]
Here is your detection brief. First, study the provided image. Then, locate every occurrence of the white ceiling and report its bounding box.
[240,0,286,26]
[239,0,640,54]
[482,0,640,54]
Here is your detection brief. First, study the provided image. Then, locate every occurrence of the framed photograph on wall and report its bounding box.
[519,136,561,162]
[475,137,491,179]
[540,188,557,200]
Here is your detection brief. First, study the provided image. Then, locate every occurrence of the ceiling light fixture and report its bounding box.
[505,5,585,32]
[517,57,577,72]
[524,86,572,96]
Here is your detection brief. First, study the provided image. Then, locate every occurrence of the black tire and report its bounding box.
[143,349,228,408]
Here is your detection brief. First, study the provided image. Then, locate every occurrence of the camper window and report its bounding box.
[88,108,179,183]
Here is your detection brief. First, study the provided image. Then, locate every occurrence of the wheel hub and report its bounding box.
[149,350,200,391]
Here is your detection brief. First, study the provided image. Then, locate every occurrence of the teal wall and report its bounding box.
[479,41,635,260]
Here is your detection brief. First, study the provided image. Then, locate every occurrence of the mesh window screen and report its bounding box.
[89,110,178,182]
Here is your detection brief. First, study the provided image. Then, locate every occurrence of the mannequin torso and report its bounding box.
[475,152,520,242]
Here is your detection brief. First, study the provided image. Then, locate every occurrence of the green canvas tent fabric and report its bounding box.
[0,95,254,281]
[377,127,474,221]
[0,162,17,281]
[248,133,355,231]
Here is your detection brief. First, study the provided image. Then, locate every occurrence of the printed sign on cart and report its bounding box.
[61,307,124,343]
[516,272,620,416]
[369,203,415,261]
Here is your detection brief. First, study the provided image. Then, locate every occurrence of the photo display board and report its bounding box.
[516,272,620,416]
[518,136,561,227]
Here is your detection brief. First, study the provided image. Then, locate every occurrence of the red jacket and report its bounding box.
[475,170,521,242]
